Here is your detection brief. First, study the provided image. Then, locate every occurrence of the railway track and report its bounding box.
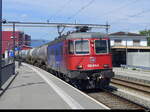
[30,63,149,110]
[111,78,150,94]
[47,68,149,109]
[86,89,145,109]
[47,68,147,109]
[108,77,150,110]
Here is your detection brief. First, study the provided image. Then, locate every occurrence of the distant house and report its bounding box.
[109,32,147,47]
[2,31,31,58]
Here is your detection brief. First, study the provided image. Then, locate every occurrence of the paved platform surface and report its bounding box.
[0,63,108,109]
[113,67,150,85]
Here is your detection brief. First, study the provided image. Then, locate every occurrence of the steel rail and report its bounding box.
[111,78,150,94]
[86,90,145,109]
[20,61,148,110]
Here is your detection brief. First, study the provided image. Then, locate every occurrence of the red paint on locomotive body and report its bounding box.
[20,32,114,89]
[66,37,112,71]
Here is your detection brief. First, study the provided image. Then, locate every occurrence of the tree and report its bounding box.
[139,30,150,46]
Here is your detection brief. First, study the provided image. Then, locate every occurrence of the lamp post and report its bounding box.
[106,21,109,35]
[12,22,15,74]
[13,22,15,62]
[0,0,2,89]
[125,32,128,66]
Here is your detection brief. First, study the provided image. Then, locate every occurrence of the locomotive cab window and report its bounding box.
[68,40,74,54]
[95,40,108,54]
[75,40,89,54]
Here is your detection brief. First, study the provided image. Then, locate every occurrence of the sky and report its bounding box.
[2,0,150,40]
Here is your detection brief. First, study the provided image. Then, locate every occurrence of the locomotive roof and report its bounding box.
[45,32,107,46]
[66,32,107,39]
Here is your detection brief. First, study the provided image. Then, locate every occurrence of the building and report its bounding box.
[24,34,31,46]
[109,32,150,67]
[109,31,147,47]
[2,31,31,58]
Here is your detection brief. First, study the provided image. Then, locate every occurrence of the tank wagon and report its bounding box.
[20,32,114,89]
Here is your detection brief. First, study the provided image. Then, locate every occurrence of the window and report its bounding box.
[114,40,122,46]
[68,41,74,54]
[95,40,108,54]
[133,40,140,46]
[75,40,89,54]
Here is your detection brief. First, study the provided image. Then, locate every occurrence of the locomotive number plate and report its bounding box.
[87,64,99,67]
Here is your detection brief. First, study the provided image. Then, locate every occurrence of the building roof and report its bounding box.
[109,31,145,36]
[112,46,150,50]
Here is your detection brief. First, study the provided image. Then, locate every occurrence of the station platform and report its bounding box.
[0,63,108,109]
[113,67,150,85]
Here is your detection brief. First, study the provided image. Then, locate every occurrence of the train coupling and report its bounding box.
[99,70,114,79]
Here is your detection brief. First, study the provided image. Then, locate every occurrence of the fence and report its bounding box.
[0,58,15,88]
[121,64,150,71]
[127,52,150,68]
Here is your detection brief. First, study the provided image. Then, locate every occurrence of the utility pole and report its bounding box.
[12,22,15,74]
[106,21,109,35]
[125,32,128,66]
[0,0,2,89]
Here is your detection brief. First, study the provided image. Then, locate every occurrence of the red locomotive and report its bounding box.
[20,28,114,89]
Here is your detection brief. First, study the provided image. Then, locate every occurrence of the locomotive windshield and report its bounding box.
[75,40,89,54]
[95,40,108,54]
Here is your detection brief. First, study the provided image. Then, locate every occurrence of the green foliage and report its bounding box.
[132,68,136,70]
[148,37,150,46]
[139,30,150,46]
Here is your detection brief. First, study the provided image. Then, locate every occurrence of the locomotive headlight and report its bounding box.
[103,64,109,68]
[77,65,83,69]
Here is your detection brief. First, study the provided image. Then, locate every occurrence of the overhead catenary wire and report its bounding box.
[106,0,150,26]
[110,7,150,26]
[128,8,150,17]
[90,0,141,26]
[103,0,139,16]
[2,21,110,42]
[67,0,95,20]
[49,0,73,21]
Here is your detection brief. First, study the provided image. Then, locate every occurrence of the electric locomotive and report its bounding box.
[19,29,114,89]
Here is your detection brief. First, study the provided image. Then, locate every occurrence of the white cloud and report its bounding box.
[20,14,28,18]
